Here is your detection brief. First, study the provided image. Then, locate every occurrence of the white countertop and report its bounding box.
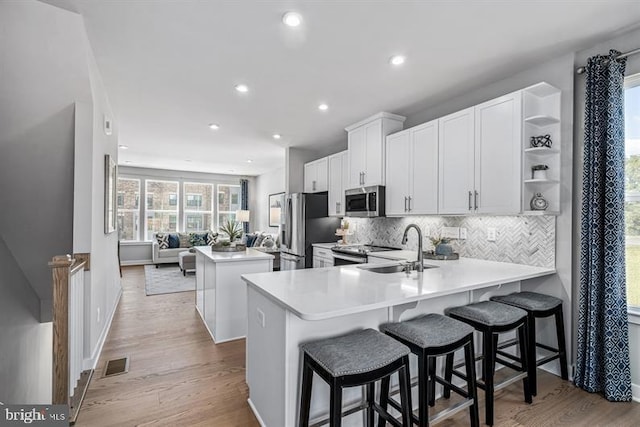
[195,246,274,263]
[241,258,555,321]
[312,242,338,249]
[368,250,421,261]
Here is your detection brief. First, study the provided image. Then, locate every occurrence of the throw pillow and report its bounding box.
[189,232,208,247]
[168,233,180,249]
[156,233,169,250]
[245,233,258,248]
[253,233,266,248]
[179,233,191,248]
[206,232,219,246]
[260,235,275,249]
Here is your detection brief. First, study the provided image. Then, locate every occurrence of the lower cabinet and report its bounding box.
[312,246,334,268]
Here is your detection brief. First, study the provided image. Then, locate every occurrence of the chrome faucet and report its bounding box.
[401,224,424,272]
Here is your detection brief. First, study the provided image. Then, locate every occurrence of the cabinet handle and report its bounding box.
[336,202,340,213]
[468,191,473,211]
[362,171,365,185]
[312,180,316,191]
[404,196,408,212]
[474,190,479,210]
[408,196,412,212]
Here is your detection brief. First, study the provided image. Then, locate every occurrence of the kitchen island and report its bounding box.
[241,258,555,427]
[195,246,273,343]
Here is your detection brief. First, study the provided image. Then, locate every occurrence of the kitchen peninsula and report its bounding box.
[241,257,555,427]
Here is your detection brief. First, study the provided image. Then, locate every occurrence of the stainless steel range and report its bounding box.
[331,244,399,266]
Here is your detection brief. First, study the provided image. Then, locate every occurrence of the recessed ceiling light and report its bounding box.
[282,12,302,27]
[209,123,220,130]
[318,103,329,111]
[235,84,249,93]
[119,144,129,149]
[185,159,192,162]
[124,160,132,164]
[273,134,281,139]
[390,55,406,66]
[228,169,235,173]
[247,159,253,163]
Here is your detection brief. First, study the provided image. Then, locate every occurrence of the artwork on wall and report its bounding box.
[104,154,117,234]
[269,192,285,227]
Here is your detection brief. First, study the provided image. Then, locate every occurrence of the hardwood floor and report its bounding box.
[77,266,640,426]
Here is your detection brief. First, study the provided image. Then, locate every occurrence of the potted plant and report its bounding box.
[219,218,243,243]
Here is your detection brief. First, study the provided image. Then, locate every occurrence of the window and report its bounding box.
[217,184,241,228]
[145,180,179,240]
[184,183,213,232]
[116,178,140,241]
[624,73,640,309]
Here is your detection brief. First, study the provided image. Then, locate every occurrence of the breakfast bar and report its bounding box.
[241,258,555,427]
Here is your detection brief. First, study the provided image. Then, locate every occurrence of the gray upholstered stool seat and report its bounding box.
[381,313,475,348]
[301,328,410,377]
[491,291,561,312]
[446,300,527,326]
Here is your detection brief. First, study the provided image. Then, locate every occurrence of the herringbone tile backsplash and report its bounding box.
[345,216,555,268]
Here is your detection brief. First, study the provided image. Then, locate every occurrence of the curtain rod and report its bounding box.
[576,47,640,74]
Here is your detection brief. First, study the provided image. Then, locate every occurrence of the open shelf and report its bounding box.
[524,178,558,184]
[524,147,560,154]
[524,115,560,127]
[522,210,560,216]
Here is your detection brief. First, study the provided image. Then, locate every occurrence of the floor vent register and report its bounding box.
[103,357,130,377]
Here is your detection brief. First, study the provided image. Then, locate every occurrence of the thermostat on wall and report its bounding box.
[103,115,112,136]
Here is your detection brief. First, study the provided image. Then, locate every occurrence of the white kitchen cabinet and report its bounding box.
[346,112,405,188]
[386,120,439,216]
[438,91,522,215]
[312,246,334,268]
[303,157,328,193]
[328,150,348,216]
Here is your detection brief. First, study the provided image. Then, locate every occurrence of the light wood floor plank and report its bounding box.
[76,266,640,426]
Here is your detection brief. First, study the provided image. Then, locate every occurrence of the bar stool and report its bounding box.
[299,328,413,427]
[379,314,479,427]
[490,291,568,396]
[445,301,532,426]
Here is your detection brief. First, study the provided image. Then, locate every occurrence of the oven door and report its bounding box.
[332,252,366,266]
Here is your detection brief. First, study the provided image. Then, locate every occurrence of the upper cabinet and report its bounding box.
[346,112,405,188]
[386,120,438,216]
[438,91,523,215]
[328,151,349,216]
[303,157,328,193]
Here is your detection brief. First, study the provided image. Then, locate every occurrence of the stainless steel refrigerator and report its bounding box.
[280,193,341,270]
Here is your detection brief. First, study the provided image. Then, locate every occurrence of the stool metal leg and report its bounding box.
[330,379,343,427]
[555,307,569,381]
[418,353,429,427]
[377,377,390,427]
[483,331,495,426]
[463,339,480,427]
[299,355,313,427]
[518,324,533,404]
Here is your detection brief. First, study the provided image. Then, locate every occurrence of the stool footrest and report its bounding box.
[308,399,367,427]
[536,353,560,366]
[536,342,559,353]
[386,395,475,426]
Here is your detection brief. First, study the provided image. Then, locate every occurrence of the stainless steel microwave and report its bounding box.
[345,186,385,217]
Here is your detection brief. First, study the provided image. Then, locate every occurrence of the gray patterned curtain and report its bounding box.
[576,50,631,401]
[240,178,249,233]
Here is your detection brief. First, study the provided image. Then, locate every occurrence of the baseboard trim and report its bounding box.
[120,259,152,266]
[247,398,266,427]
[83,286,122,371]
[633,383,640,403]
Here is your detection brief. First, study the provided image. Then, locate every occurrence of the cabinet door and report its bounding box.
[315,157,328,192]
[340,151,348,214]
[303,162,315,193]
[348,126,366,188]
[385,131,410,216]
[410,120,439,215]
[328,153,343,216]
[438,108,475,214]
[474,92,522,214]
[364,120,384,186]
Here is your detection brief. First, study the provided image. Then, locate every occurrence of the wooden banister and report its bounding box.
[49,253,90,422]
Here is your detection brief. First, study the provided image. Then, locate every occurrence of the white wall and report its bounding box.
[254,167,285,233]
[403,54,575,370]
[573,26,640,400]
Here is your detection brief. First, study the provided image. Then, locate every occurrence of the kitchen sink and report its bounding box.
[357,264,438,274]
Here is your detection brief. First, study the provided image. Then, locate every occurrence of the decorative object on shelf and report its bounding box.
[530,134,553,148]
[335,219,352,244]
[531,164,549,180]
[530,192,549,211]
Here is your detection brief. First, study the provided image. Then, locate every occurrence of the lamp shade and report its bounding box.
[236,210,251,222]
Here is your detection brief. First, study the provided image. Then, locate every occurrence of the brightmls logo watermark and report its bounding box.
[0,404,68,426]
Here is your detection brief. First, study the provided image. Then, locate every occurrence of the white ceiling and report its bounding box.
[55,0,640,176]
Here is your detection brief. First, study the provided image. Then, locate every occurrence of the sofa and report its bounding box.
[152,231,218,266]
